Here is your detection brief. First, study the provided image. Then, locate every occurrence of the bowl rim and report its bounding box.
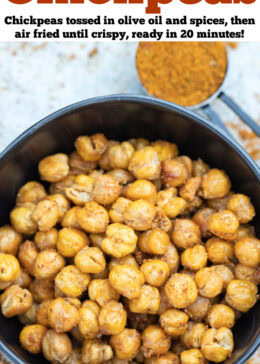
[0,94,259,364]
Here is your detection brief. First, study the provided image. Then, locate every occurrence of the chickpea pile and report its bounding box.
[0,133,259,364]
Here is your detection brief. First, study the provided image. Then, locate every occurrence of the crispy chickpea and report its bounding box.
[165,273,198,309]
[30,279,54,303]
[101,223,137,258]
[181,322,207,348]
[77,201,109,233]
[18,301,38,325]
[109,197,131,224]
[50,175,76,196]
[160,308,189,337]
[75,134,107,162]
[55,265,90,297]
[129,147,160,180]
[19,324,47,354]
[193,208,215,238]
[36,299,51,327]
[151,207,172,233]
[92,175,122,206]
[201,327,234,362]
[82,339,113,364]
[65,175,94,206]
[88,279,119,307]
[179,177,201,202]
[225,279,258,312]
[207,192,233,211]
[98,140,119,170]
[141,325,171,358]
[236,224,255,240]
[124,180,157,203]
[185,295,211,322]
[47,194,70,222]
[42,329,72,363]
[172,219,201,249]
[108,141,135,170]
[14,269,32,289]
[69,151,97,175]
[89,233,106,249]
[202,169,231,199]
[206,237,234,264]
[0,225,22,255]
[128,138,150,150]
[0,253,20,282]
[208,210,239,241]
[62,206,81,229]
[75,246,106,274]
[109,255,139,271]
[139,229,170,255]
[129,285,160,314]
[98,300,127,335]
[156,287,171,315]
[92,266,109,280]
[234,236,260,268]
[32,199,58,232]
[128,312,158,332]
[181,245,207,271]
[161,159,189,187]
[211,265,234,289]
[16,181,47,205]
[192,159,209,177]
[34,228,58,251]
[48,297,79,333]
[1,285,32,317]
[78,300,100,339]
[110,328,141,360]
[207,304,235,329]
[0,281,11,291]
[34,250,65,279]
[140,259,169,287]
[181,349,207,364]
[227,193,255,223]
[195,268,223,298]
[106,169,134,185]
[10,205,37,235]
[65,348,83,364]
[157,190,187,218]
[160,243,180,274]
[172,341,187,356]
[123,199,156,231]
[57,228,89,258]
[144,352,180,364]
[235,263,257,282]
[151,140,178,162]
[18,240,39,276]
[109,264,144,299]
[39,153,69,182]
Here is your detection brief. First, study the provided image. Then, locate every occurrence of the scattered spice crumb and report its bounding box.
[88,47,98,58]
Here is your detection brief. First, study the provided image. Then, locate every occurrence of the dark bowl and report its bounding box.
[0,95,259,364]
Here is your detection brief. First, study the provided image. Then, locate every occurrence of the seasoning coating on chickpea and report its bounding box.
[88,279,119,307]
[34,228,58,251]
[47,193,70,222]
[39,153,69,182]
[165,273,198,309]
[77,201,109,233]
[161,159,189,187]
[139,229,170,255]
[82,339,113,364]
[201,327,234,362]
[78,300,100,339]
[18,240,39,276]
[225,279,258,312]
[141,325,171,358]
[181,245,207,271]
[144,352,180,364]
[128,147,160,180]
[42,329,72,363]
[74,246,106,274]
[14,269,32,289]
[18,301,38,325]
[179,176,201,202]
[107,169,135,186]
[108,141,135,170]
[32,199,58,232]
[181,321,207,349]
[30,279,54,303]
[0,253,20,282]
[124,180,157,204]
[172,219,201,249]
[123,199,156,231]
[98,300,127,335]
[65,174,94,206]
[227,193,255,223]
[10,205,37,235]
[160,243,179,274]
[57,228,89,258]
[206,237,234,264]
[208,209,239,241]
[109,197,131,224]
[69,151,97,175]
[75,134,107,162]
[92,175,122,205]
[1,285,32,317]
[110,328,141,360]
[235,263,257,283]
[55,265,90,297]
[34,249,65,279]
[128,284,160,314]
[195,267,223,298]
[211,265,234,289]
[19,324,47,354]
[160,308,189,337]
[0,225,22,255]
[16,181,47,205]
[202,169,231,199]
[151,140,178,162]
[36,300,51,327]
[207,304,235,329]
[140,259,169,287]
[180,348,207,364]
[185,295,211,322]
[48,297,79,333]
[234,236,260,268]
[151,207,172,233]
[193,208,215,238]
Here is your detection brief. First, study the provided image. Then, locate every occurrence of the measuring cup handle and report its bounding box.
[202,105,233,138]
[219,92,260,137]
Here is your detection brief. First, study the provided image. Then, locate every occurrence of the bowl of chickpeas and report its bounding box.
[0,95,259,364]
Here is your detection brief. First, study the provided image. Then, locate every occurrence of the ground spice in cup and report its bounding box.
[136,42,228,107]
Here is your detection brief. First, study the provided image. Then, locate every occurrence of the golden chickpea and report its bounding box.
[109,197,131,224]
[151,140,178,162]
[1,285,32,317]
[185,295,211,321]
[89,169,104,179]
[156,287,171,315]
[88,279,119,307]
[36,299,52,327]
[211,265,234,289]
[92,175,122,206]
[192,159,209,177]
[98,300,127,335]
[207,192,233,211]
[14,269,32,289]
[236,224,255,240]
[123,200,156,231]
[47,194,70,222]
[161,159,189,187]
[108,142,135,170]
[235,263,257,282]
[62,206,82,229]
[75,134,107,162]
[39,153,69,182]
[234,236,260,268]
[201,327,234,362]
[78,300,100,339]
[18,240,39,276]
[225,279,258,312]
[98,140,119,170]
[75,246,106,274]
[0,225,22,255]
[192,208,215,238]
[18,301,38,325]
[109,264,144,299]
[181,348,207,364]
[227,194,255,223]
[160,243,180,274]
[57,228,89,258]
[77,201,109,233]
[124,180,157,204]
[129,147,160,180]
[157,190,187,218]
[195,268,223,298]
[109,255,139,271]
[49,175,76,196]
[65,348,83,364]
[181,245,207,271]
[128,138,150,150]
[55,265,90,297]
[179,177,201,202]
[144,352,180,364]
[151,207,172,233]
[89,233,106,249]
[172,219,201,249]
[106,169,135,185]
[0,281,11,291]
[202,169,231,199]
[206,237,234,264]
[16,181,47,205]
[208,210,239,241]
[19,324,47,354]
[139,229,170,255]
[42,329,72,363]
[34,228,58,251]
[140,259,169,287]
[181,322,207,349]
[160,308,189,337]
[30,279,54,303]
[69,151,97,175]
[0,253,20,282]
[65,175,94,206]
[82,339,113,364]
[34,250,65,279]
[48,297,79,333]
[128,285,160,314]
[110,328,141,360]
[165,274,198,309]
[207,304,235,329]
[32,199,58,232]
[141,325,171,358]
[10,205,37,235]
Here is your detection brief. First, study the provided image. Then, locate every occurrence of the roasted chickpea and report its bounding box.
[160,243,180,274]
[139,229,170,255]
[140,259,169,287]
[109,264,144,299]
[75,134,107,162]
[144,352,180,364]
[236,224,255,241]
[180,348,207,364]
[179,176,201,202]
[1,285,32,317]
[172,341,187,356]
[151,140,178,162]
[172,219,201,249]
[157,189,187,218]
[98,140,119,170]
[18,301,38,325]
[57,228,89,258]
[207,304,235,329]
[161,159,189,187]
[16,181,47,205]
[193,208,215,238]
[92,175,122,206]
[192,159,209,177]
[14,269,32,289]
[129,147,160,180]
[65,175,94,206]
[156,287,171,315]
[101,223,137,258]
[109,255,139,271]
[19,324,47,354]
[39,153,69,182]
[124,180,157,203]
[128,285,160,314]
[55,265,90,297]
[106,169,135,185]
[181,245,207,271]
[123,199,156,231]
[65,348,83,364]
[107,141,135,170]
[77,201,109,233]
[47,194,70,222]
[202,169,231,199]
[227,193,255,223]
[36,299,51,327]
[61,206,81,229]
[89,233,106,249]
[42,329,72,363]
[48,297,79,333]
[234,236,260,268]
[88,279,119,307]
[206,237,234,264]
[195,267,223,298]
[98,300,127,335]
[10,205,37,235]
[165,273,198,309]
[30,279,54,303]
[78,300,100,339]
[185,295,211,322]
[207,192,233,212]
[151,207,172,233]
[141,325,171,358]
[75,246,106,274]
[181,322,207,349]
[235,263,257,282]
[0,253,20,282]
[0,225,22,255]
[32,199,58,232]
[82,339,113,364]
[128,138,150,150]
[201,327,234,362]
[208,210,239,241]
[34,249,65,279]
[160,308,189,337]
[18,240,39,276]
[69,151,97,175]
[110,328,141,360]
[225,279,258,312]
[109,197,131,223]
[50,175,76,196]
[211,265,234,289]
[34,228,58,251]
